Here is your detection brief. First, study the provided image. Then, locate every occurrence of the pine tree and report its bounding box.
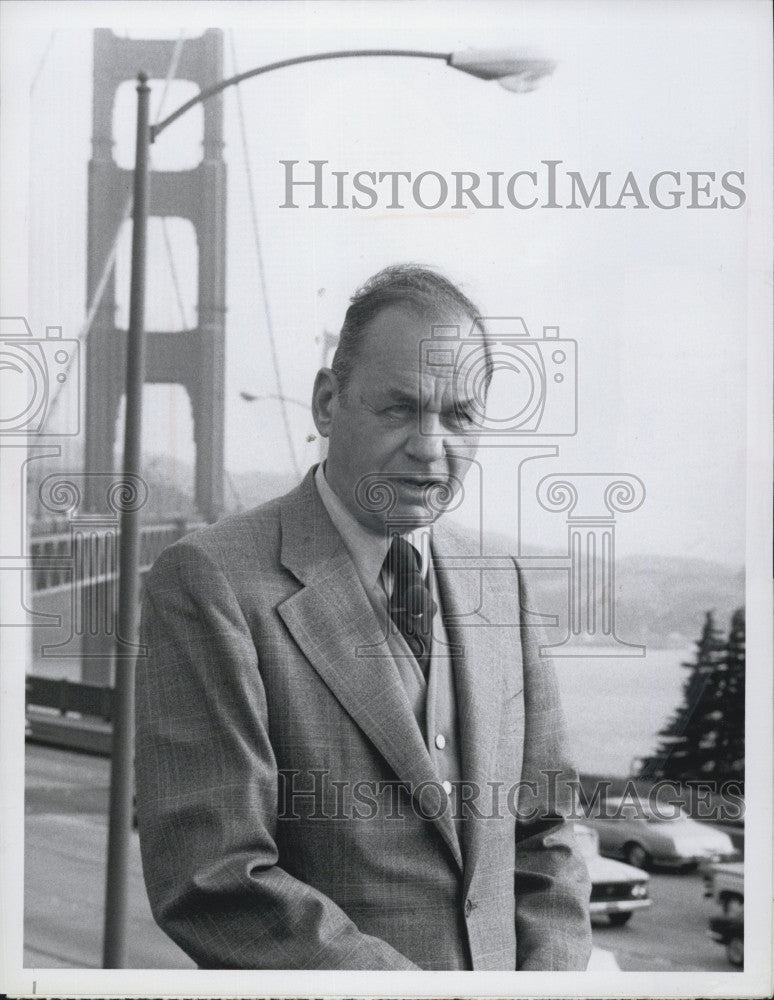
[639,610,728,781]
[712,607,745,787]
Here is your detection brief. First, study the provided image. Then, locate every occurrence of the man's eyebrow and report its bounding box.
[385,388,480,411]
[372,388,419,405]
[365,385,479,410]
[358,389,416,412]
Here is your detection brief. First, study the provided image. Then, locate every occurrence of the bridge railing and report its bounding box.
[26,675,114,721]
[29,518,205,593]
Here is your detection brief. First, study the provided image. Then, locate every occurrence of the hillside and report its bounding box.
[139,461,745,648]
[526,551,744,650]
[31,454,741,649]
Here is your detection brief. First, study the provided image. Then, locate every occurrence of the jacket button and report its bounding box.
[464,898,473,917]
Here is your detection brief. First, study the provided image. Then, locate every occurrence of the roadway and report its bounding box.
[591,870,736,972]
[24,743,193,969]
[23,743,737,971]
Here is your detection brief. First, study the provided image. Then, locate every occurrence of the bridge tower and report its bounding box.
[85,29,226,521]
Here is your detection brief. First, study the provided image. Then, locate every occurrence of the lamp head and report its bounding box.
[449,48,556,92]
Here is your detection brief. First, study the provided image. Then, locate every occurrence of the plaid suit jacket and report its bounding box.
[135,467,592,970]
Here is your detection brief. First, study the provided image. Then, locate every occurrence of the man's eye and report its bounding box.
[446,409,477,429]
[383,404,413,419]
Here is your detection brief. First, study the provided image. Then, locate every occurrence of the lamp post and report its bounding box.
[239,391,321,462]
[239,391,312,410]
[103,44,555,968]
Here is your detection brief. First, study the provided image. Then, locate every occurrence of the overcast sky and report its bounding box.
[2,0,771,568]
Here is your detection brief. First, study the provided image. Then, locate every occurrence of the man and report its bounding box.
[135,264,592,971]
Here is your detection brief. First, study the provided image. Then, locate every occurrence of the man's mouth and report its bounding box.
[398,476,443,489]
[396,477,452,500]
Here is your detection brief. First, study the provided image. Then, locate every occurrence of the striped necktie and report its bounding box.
[384,534,437,676]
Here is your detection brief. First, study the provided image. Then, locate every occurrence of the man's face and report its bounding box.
[318,304,483,532]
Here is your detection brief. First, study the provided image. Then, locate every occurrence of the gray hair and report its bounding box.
[330,263,490,394]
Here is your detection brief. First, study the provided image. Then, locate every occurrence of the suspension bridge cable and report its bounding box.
[153,33,191,331]
[38,193,132,432]
[40,34,186,432]
[160,219,189,329]
[224,468,246,512]
[29,30,57,95]
[227,30,301,479]
[154,32,186,118]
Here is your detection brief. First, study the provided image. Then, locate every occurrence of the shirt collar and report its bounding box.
[314,463,432,587]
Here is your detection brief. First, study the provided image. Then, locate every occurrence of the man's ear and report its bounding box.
[311,368,339,439]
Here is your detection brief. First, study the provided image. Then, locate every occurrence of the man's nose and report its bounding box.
[404,413,446,463]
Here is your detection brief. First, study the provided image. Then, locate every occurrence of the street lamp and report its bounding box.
[149,47,556,138]
[105,44,555,968]
[448,48,556,91]
[239,391,312,410]
[239,390,321,463]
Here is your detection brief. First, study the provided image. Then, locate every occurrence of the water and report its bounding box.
[29,625,690,780]
[552,647,690,777]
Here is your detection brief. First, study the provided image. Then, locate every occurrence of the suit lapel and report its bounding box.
[276,471,463,871]
[432,521,518,890]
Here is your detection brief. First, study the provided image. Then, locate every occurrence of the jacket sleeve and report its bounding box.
[511,563,593,970]
[135,540,419,970]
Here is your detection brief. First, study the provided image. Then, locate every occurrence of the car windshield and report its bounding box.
[606,800,690,822]
[574,825,599,858]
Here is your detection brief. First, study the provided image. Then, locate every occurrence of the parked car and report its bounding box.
[703,860,744,915]
[575,823,651,926]
[707,913,743,968]
[585,796,737,871]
